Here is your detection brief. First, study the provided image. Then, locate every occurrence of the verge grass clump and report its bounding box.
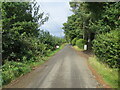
[89,56,119,88]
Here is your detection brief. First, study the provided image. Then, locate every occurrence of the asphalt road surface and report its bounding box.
[5,45,99,88]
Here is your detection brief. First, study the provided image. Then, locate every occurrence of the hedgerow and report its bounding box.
[2,61,31,85]
[76,39,86,49]
[92,30,120,68]
[2,2,65,85]
[72,38,77,46]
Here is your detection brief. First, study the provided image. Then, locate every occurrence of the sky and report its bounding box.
[36,0,73,37]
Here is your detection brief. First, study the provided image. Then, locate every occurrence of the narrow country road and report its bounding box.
[5,45,99,88]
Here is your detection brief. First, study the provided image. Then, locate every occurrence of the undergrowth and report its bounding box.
[1,44,65,86]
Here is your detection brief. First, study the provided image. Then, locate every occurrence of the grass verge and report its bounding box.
[47,43,66,57]
[88,56,119,88]
[1,44,65,86]
[73,46,83,51]
[73,46,119,88]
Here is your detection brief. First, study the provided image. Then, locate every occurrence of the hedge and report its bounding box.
[92,30,120,68]
[76,39,86,49]
[72,38,77,45]
[2,61,31,85]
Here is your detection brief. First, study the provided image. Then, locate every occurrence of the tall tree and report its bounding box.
[63,2,120,50]
[2,1,48,61]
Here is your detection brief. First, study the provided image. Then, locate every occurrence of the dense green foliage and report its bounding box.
[2,2,64,63]
[93,30,120,68]
[76,39,86,49]
[71,38,77,46]
[2,61,31,84]
[63,2,120,68]
[2,1,65,85]
[63,2,120,48]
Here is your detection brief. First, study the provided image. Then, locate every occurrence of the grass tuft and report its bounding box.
[73,46,83,51]
[88,56,118,88]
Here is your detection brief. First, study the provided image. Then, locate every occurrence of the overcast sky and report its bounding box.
[36,0,73,37]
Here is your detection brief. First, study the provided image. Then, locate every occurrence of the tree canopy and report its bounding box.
[63,2,120,49]
[63,2,120,68]
[2,1,64,63]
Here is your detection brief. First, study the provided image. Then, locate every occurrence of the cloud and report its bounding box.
[37,1,73,37]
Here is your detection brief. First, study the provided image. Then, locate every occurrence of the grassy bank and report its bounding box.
[88,56,119,88]
[73,46,119,88]
[47,43,66,57]
[1,44,65,86]
[73,46,83,51]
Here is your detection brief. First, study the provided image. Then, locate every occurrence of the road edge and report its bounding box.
[3,44,66,88]
[71,46,112,88]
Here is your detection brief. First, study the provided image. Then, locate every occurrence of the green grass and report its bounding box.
[88,56,119,88]
[48,44,65,57]
[2,44,65,86]
[29,44,65,67]
[73,46,83,51]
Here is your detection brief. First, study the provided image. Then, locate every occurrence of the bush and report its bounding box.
[2,61,31,85]
[72,38,77,46]
[76,39,86,49]
[92,30,120,68]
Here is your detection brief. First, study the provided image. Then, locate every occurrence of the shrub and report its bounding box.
[92,30,120,68]
[72,38,77,46]
[76,39,86,49]
[2,61,31,85]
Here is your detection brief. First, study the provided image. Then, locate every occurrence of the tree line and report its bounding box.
[2,1,64,85]
[63,2,120,68]
[2,1,64,63]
